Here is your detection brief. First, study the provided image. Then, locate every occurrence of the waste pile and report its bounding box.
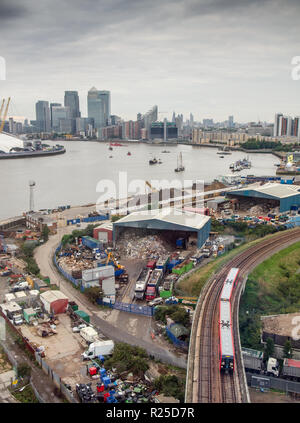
[116,233,171,260]
[76,383,97,403]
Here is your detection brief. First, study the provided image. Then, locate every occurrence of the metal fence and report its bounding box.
[34,352,78,403]
[246,372,300,394]
[54,245,80,287]
[165,326,188,350]
[0,340,18,368]
[30,379,45,403]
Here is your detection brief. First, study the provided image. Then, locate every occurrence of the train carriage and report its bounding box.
[220,268,239,302]
[219,300,234,372]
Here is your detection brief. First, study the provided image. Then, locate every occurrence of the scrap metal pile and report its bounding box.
[116,233,171,260]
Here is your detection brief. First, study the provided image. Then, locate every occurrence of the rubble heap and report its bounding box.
[116,233,171,260]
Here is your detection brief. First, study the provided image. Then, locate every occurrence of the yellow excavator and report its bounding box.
[105,251,124,270]
[0,97,11,133]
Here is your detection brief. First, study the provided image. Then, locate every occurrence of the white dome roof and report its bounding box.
[0,132,24,153]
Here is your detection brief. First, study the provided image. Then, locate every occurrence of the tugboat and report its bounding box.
[127,152,131,156]
[174,152,185,172]
[161,150,170,153]
[149,157,158,165]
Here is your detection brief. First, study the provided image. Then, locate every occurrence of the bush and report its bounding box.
[104,343,149,376]
[84,287,103,304]
[154,374,185,402]
[154,305,190,327]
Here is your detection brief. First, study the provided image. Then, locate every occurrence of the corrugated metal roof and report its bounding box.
[229,183,300,199]
[114,208,210,231]
[40,290,68,303]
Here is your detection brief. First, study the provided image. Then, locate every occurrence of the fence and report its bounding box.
[54,245,80,287]
[165,325,188,350]
[246,372,300,394]
[34,352,78,403]
[55,245,154,317]
[0,340,18,369]
[30,379,45,403]
[96,298,154,317]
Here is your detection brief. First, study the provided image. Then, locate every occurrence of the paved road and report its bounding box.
[34,230,187,369]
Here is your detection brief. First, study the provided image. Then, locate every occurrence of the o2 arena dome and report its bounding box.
[0,132,24,153]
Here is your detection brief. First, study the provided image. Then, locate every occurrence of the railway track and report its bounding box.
[186,228,300,403]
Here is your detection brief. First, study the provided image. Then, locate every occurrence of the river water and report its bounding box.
[0,141,279,220]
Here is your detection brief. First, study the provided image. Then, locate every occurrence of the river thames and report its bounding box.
[0,141,279,220]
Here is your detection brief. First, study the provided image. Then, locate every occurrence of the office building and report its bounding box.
[150,121,178,140]
[35,101,51,133]
[64,91,80,133]
[50,103,61,129]
[98,91,111,126]
[51,106,71,132]
[87,87,105,136]
[228,115,234,129]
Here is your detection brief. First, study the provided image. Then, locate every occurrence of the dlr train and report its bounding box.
[219,268,239,372]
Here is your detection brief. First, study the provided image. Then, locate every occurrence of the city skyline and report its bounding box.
[0,0,300,122]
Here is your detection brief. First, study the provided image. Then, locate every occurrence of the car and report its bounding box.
[148,298,164,307]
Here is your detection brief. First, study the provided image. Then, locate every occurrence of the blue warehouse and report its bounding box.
[226,183,300,213]
[113,207,211,249]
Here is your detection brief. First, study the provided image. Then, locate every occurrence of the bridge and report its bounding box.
[185,227,300,403]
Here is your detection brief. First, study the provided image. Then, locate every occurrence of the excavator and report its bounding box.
[105,251,124,276]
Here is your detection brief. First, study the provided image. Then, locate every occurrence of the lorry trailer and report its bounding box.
[282,358,300,380]
[145,269,163,301]
[82,340,114,360]
[134,268,151,300]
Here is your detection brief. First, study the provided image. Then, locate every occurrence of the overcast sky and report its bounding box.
[0,0,299,122]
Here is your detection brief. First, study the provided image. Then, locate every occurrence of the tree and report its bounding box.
[264,337,275,362]
[84,286,103,304]
[42,225,50,242]
[17,362,31,379]
[283,340,293,358]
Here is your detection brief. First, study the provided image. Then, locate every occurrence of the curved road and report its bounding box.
[34,227,187,369]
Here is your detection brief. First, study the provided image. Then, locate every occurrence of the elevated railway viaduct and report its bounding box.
[185,228,300,403]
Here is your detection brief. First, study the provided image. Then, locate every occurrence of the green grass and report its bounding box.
[239,240,300,349]
[10,385,39,403]
[178,233,277,296]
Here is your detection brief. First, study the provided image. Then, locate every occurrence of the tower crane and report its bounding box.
[0,97,11,133]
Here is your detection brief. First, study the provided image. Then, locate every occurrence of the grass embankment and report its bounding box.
[178,234,275,296]
[11,385,39,403]
[239,241,300,350]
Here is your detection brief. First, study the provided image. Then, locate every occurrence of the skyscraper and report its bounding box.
[98,90,111,126]
[274,113,283,137]
[35,101,51,132]
[87,87,105,136]
[51,106,71,132]
[50,103,61,129]
[228,115,234,129]
[64,91,80,133]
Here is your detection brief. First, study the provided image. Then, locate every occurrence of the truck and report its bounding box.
[242,348,279,377]
[9,281,29,293]
[145,269,163,301]
[134,268,151,300]
[82,340,114,360]
[80,326,99,344]
[242,348,263,373]
[282,358,300,380]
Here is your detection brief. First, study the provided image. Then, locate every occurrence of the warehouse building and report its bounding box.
[40,290,69,314]
[113,208,211,248]
[226,183,300,212]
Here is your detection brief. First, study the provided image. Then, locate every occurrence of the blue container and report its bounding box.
[98,355,105,363]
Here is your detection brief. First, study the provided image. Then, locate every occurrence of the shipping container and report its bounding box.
[81,236,102,250]
[75,310,90,323]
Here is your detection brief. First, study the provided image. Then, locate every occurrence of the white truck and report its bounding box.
[80,326,99,344]
[266,357,279,377]
[10,281,29,293]
[82,340,114,360]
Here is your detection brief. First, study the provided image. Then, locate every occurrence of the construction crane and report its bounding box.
[0,97,11,133]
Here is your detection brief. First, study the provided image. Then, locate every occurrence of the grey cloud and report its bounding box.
[0,0,27,20]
